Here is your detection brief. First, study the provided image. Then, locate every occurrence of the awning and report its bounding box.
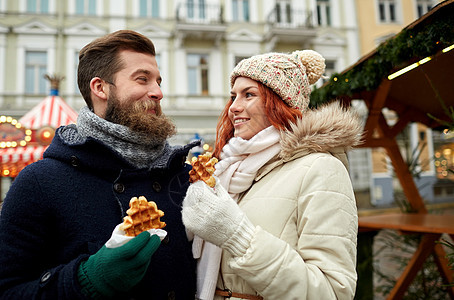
[0,145,46,164]
[19,95,78,129]
[0,94,78,177]
[0,145,47,177]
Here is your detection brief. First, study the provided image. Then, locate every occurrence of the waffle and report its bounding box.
[189,152,218,188]
[119,196,166,237]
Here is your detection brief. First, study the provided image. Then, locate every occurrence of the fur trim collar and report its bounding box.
[279,102,363,161]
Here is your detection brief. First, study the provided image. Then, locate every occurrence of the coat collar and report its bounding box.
[44,126,199,177]
[256,102,363,180]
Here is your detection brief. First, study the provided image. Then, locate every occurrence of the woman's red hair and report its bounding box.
[213,81,302,158]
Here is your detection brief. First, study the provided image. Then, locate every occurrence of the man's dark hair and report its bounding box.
[77,30,156,108]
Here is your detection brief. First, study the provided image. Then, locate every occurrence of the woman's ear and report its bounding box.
[90,77,108,100]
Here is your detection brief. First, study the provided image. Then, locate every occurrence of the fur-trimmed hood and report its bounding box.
[279,101,363,163]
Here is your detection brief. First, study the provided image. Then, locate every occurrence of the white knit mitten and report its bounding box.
[182,180,255,257]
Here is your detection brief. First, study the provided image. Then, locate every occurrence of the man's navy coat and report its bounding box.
[0,126,197,299]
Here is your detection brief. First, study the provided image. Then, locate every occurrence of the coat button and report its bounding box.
[114,183,125,193]
[167,290,175,300]
[40,271,51,283]
[152,182,161,192]
[70,156,79,167]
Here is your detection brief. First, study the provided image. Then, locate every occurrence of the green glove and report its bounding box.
[78,232,161,299]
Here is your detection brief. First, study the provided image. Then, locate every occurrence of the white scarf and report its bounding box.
[194,126,281,300]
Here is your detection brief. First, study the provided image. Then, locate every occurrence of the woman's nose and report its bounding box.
[229,99,243,113]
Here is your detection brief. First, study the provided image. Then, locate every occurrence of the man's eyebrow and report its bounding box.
[130,69,162,83]
[230,86,258,95]
[130,69,151,77]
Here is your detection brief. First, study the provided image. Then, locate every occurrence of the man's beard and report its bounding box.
[104,92,176,141]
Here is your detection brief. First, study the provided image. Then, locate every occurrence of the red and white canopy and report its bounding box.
[19,95,78,129]
[0,95,78,176]
[0,145,47,164]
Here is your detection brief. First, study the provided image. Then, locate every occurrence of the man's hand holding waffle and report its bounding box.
[78,196,167,298]
[120,196,166,236]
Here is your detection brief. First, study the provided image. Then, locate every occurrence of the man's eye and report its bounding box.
[138,77,147,82]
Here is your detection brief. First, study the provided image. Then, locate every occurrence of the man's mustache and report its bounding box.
[132,100,162,116]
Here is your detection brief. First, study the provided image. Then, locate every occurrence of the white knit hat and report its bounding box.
[230,50,325,111]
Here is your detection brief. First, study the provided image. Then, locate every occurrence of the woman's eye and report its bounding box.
[230,95,236,102]
[246,92,253,98]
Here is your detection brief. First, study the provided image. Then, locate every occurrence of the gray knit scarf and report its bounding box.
[61,106,169,169]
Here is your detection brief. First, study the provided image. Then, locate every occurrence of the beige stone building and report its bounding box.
[2,0,448,206]
[0,0,361,199]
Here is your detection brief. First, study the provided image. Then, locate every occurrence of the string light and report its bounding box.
[442,44,454,53]
[388,56,432,80]
[388,43,453,80]
[0,116,31,148]
[36,126,55,145]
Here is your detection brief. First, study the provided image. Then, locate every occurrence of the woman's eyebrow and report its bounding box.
[230,86,258,95]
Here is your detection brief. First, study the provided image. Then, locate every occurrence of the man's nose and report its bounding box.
[148,84,163,101]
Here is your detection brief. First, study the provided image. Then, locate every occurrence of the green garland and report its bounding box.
[310,10,454,107]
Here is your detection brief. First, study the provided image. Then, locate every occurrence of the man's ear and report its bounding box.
[90,77,108,100]
[90,77,109,117]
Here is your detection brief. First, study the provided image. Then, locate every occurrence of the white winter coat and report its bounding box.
[216,102,363,299]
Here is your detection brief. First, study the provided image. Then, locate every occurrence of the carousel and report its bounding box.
[0,75,78,197]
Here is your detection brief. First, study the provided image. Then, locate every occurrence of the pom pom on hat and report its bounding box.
[230,50,326,111]
[293,50,325,85]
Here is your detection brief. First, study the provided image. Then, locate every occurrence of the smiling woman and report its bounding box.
[182,50,363,300]
[228,77,272,140]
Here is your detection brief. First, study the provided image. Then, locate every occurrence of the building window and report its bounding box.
[234,55,248,66]
[75,51,80,94]
[187,54,209,95]
[321,60,335,84]
[348,148,371,190]
[276,0,291,24]
[232,0,249,22]
[25,51,47,94]
[187,0,205,20]
[378,0,397,23]
[416,0,433,18]
[26,0,49,13]
[316,0,331,26]
[139,0,159,18]
[155,53,160,67]
[76,0,96,15]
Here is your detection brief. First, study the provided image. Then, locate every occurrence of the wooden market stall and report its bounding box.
[310,1,454,299]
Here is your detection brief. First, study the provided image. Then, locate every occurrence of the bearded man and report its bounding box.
[0,30,197,299]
